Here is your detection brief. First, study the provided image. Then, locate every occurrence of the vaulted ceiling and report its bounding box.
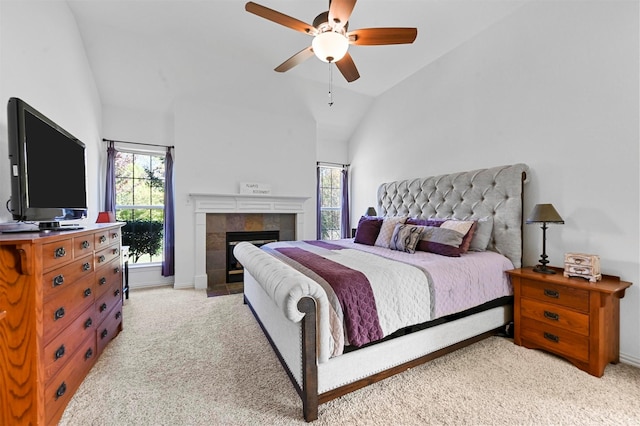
[67,0,526,141]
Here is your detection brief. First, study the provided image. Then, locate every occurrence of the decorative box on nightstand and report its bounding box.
[564,253,601,282]
[507,267,632,377]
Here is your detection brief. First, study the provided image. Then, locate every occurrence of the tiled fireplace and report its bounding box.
[190,193,308,290]
[206,213,294,286]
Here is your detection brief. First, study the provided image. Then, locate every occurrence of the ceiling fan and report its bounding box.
[245,0,418,83]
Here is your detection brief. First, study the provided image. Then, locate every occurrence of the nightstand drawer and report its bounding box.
[521,298,589,336]
[521,279,589,312]
[520,318,589,363]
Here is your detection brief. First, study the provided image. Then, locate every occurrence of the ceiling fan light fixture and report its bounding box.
[312,31,348,63]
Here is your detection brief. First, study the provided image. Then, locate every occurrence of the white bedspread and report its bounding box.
[261,239,513,357]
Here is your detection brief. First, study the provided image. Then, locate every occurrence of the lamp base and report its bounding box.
[532,265,556,274]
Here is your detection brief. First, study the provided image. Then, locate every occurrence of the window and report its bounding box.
[318,166,343,240]
[114,151,165,263]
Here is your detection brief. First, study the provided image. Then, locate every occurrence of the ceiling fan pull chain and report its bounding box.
[328,62,334,107]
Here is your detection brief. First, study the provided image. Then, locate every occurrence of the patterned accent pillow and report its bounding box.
[374,216,407,248]
[389,224,425,253]
[416,226,466,257]
[354,216,383,246]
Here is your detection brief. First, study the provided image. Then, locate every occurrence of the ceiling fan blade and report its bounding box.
[348,28,418,45]
[274,46,315,72]
[335,52,360,82]
[245,2,316,35]
[328,0,357,28]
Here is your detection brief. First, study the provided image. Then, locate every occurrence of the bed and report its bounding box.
[234,163,529,421]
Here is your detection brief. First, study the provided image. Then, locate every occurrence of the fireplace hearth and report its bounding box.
[226,231,279,282]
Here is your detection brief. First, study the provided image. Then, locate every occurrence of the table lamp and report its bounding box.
[526,203,564,274]
[365,207,377,217]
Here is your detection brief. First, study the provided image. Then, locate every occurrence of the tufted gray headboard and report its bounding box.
[377,164,529,268]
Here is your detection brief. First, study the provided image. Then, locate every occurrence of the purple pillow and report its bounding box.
[415,226,466,257]
[406,218,446,227]
[354,216,383,246]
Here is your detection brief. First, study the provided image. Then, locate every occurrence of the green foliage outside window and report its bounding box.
[319,167,342,240]
[120,219,164,263]
[115,151,165,263]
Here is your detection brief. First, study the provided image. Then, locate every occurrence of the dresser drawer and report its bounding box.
[95,280,123,325]
[45,334,96,426]
[42,238,74,271]
[521,298,589,336]
[73,235,94,259]
[94,229,121,249]
[95,245,121,271]
[43,273,95,342]
[520,317,589,363]
[97,300,123,355]
[43,304,96,382]
[43,254,94,299]
[520,279,589,312]
[95,257,122,299]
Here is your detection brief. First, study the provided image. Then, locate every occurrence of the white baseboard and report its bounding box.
[620,352,640,368]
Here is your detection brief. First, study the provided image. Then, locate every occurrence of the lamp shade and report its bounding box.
[312,31,349,63]
[96,211,115,223]
[365,207,377,216]
[526,204,564,224]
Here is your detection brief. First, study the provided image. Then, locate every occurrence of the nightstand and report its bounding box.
[507,267,632,377]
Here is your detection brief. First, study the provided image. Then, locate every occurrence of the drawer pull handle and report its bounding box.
[53,274,64,287]
[98,255,106,263]
[544,332,559,343]
[54,307,65,321]
[55,344,66,360]
[113,248,119,255]
[85,348,94,360]
[54,247,66,258]
[101,329,108,339]
[114,267,120,274]
[99,277,107,285]
[114,289,120,297]
[84,288,92,297]
[100,235,107,243]
[81,240,90,249]
[115,311,122,320]
[84,318,93,329]
[100,303,108,312]
[543,289,559,299]
[111,232,119,239]
[82,262,91,272]
[543,310,559,321]
[55,382,67,400]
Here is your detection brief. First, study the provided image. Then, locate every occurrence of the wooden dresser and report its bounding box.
[507,267,632,377]
[0,223,124,425]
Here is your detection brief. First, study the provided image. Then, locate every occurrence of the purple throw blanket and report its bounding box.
[274,246,384,347]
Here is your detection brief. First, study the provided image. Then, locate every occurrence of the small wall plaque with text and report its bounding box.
[239,182,272,195]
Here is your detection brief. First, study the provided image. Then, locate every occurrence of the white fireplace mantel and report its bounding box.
[190,193,310,289]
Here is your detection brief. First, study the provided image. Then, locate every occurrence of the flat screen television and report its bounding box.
[6,97,88,229]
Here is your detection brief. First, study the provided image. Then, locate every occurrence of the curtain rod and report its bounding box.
[103,138,174,149]
[317,161,350,167]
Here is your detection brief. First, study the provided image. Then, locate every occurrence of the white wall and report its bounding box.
[349,2,640,364]
[0,1,102,223]
[172,98,317,288]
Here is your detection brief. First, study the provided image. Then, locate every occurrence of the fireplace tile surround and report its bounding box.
[190,193,309,290]
[206,213,295,287]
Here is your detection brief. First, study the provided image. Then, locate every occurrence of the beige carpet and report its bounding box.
[59,286,640,425]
